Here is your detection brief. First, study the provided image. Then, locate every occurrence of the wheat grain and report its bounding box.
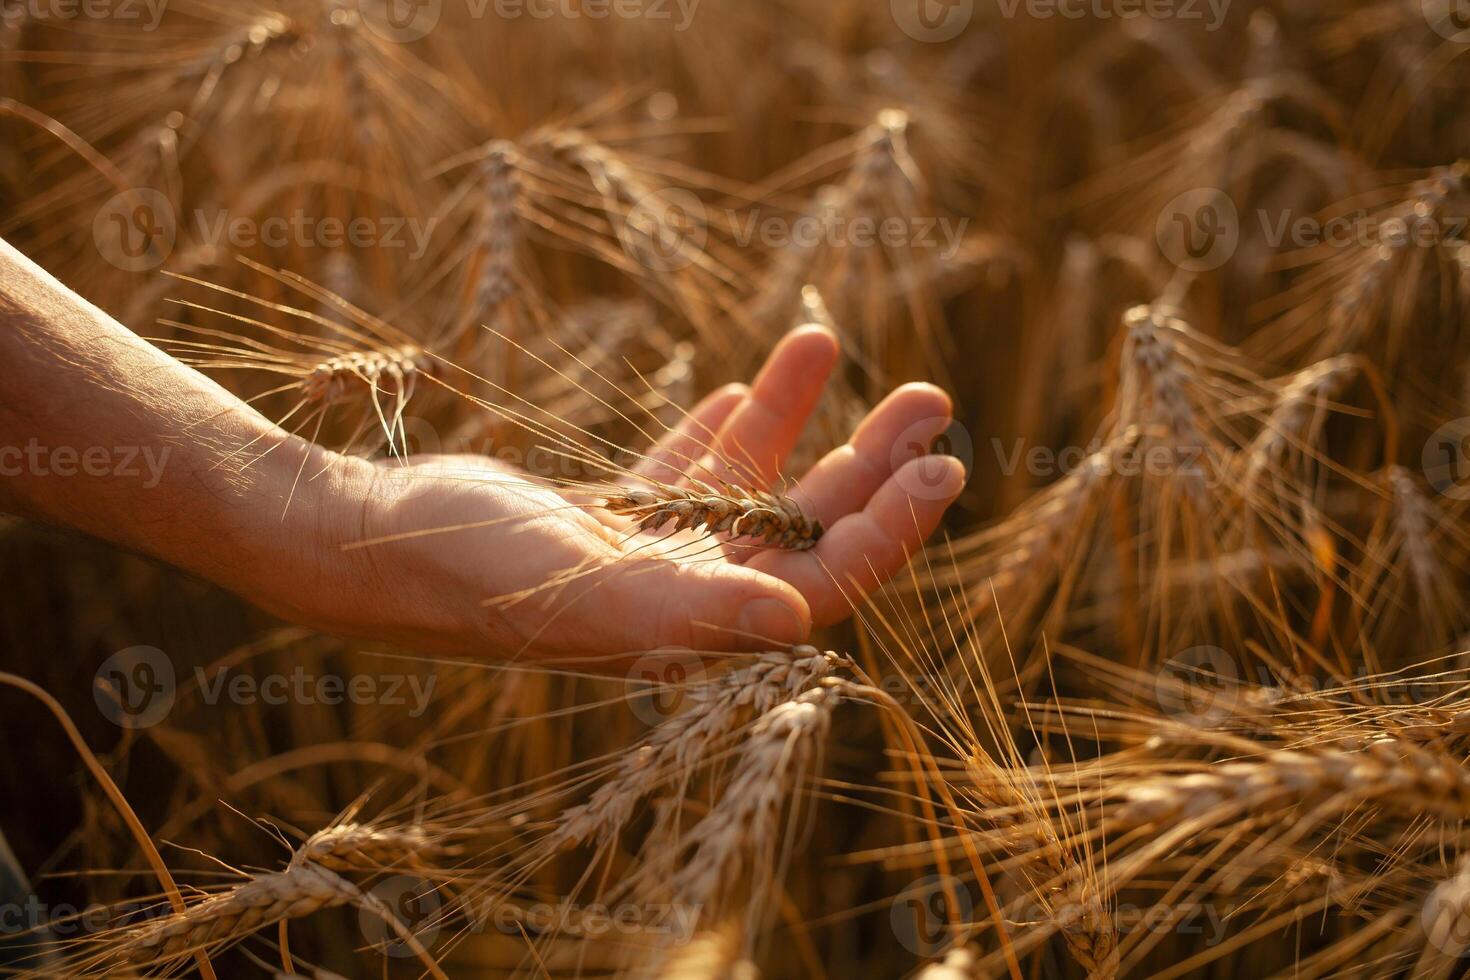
[1119,306,1210,451]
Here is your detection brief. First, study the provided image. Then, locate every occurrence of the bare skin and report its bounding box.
[0,237,964,661]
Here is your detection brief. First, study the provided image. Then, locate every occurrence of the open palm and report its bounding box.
[338,326,963,662]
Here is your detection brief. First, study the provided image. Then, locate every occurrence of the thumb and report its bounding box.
[558,559,812,656]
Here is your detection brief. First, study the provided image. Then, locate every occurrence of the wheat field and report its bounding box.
[2,0,1470,977]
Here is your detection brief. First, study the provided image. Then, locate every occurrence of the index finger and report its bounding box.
[688,325,839,491]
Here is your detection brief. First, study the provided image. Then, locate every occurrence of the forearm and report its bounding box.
[0,238,367,608]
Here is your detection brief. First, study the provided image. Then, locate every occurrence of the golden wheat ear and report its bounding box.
[603,484,823,551]
[156,260,451,467]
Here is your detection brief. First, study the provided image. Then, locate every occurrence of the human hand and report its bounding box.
[279,326,964,662]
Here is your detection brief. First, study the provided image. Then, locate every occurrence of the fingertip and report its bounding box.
[782,323,841,362]
[894,453,967,504]
[638,562,810,653]
[710,382,751,402]
[735,589,812,649]
[935,453,967,497]
[891,381,952,418]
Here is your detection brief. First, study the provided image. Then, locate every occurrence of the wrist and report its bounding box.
[226,450,378,631]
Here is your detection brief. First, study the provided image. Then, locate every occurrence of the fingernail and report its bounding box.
[737,597,807,646]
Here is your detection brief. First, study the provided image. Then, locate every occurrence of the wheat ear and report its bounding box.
[549,647,844,849]
[471,140,520,311]
[1114,735,1470,831]
[662,683,846,925]
[299,344,436,404]
[104,827,448,978]
[604,482,824,551]
[115,862,362,967]
[298,821,440,871]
